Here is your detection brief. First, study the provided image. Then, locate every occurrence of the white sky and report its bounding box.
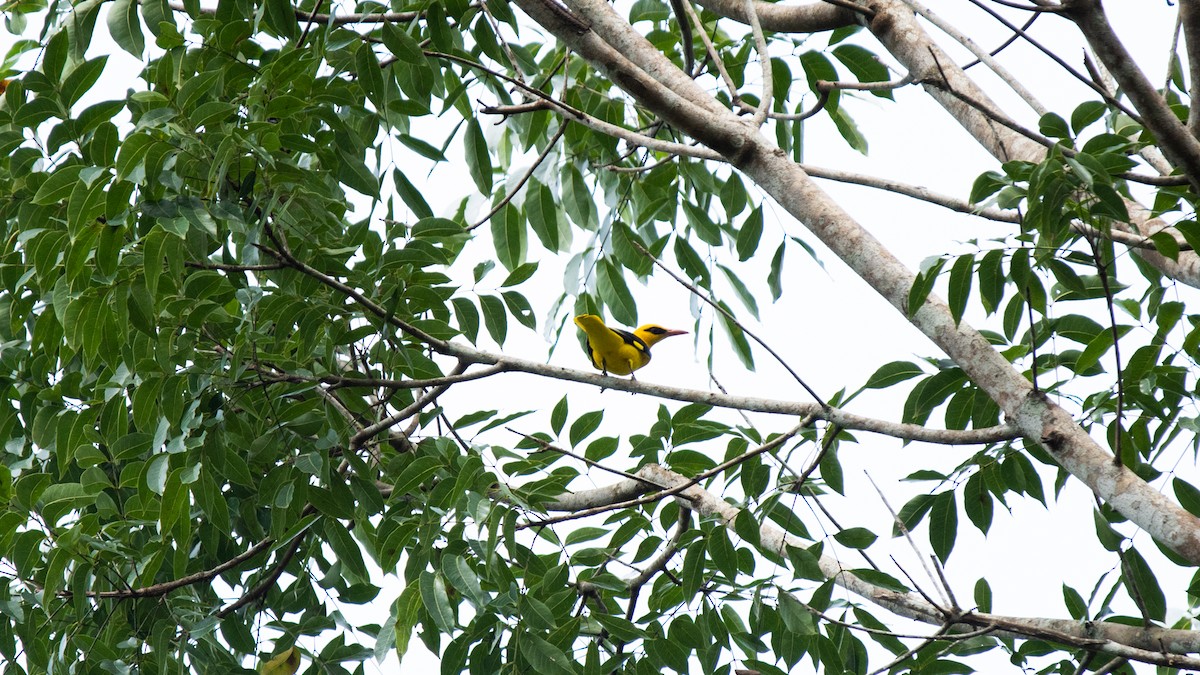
[1,1,1195,673]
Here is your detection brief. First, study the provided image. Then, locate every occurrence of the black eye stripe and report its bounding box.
[647,327,666,334]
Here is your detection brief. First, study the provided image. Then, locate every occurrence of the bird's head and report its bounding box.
[634,323,688,348]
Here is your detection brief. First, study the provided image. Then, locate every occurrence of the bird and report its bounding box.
[573,314,687,379]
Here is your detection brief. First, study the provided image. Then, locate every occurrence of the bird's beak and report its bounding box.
[663,328,688,337]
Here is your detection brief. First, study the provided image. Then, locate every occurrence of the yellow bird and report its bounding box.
[574,314,687,378]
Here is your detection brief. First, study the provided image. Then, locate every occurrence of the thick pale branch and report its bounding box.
[1182,0,1200,138]
[268,234,1002,445]
[903,0,1047,116]
[678,0,862,33]
[509,0,1200,564]
[448,349,1017,445]
[1065,0,1200,192]
[549,465,1200,663]
[863,0,1200,286]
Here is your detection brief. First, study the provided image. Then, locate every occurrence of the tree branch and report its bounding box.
[60,537,275,599]
[1064,0,1200,193]
[509,0,1200,563]
[1181,0,1200,138]
[549,464,1200,666]
[903,0,1047,116]
[167,0,421,24]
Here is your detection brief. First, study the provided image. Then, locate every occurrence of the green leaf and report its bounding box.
[863,361,922,389]
[1121,547,1166,621]
[613,221,652,277]
[490,204,526,272]
[831,44,891,99]
[829,105,868,154]
[963,473,992,534]
[550,396,568,436]
[1039,112,1071,139]
[465,119,493,194]
[391,456,442,497]
[1070,101,1107,134]
[480,294,508,345]
[598,260,637,328]
[336,150,381,199]
[832,527,876,549]
[451,297,480,343]
[393,169,434,220]
[393,586,422,660]
[398,134,447,162]
[1062,584,1087,620]
[1174,478,1200,517]
[895,493,934,536]
[683,200,722,246]
[502,291,535,330]
[836,573,900,600]
[671,238,710,294]
[969,171,1007,204]
[442,555,488,607]
[736,206,763,261]
[569,411,603,447]
[106,0,145,58]
[786,545,826,581]
[419,571,456,632]
[947,254,974,326]
[768,241,785,300]
[977,248,1006,315]
[708,527,738,581]
[718,264,759,319]
[974,578,992,612]
[60,56,108,108]
[928,491,957,563]
[264,0,298,39]
[382,23,424,64]
[518,633,575,675]
[32,165,84,205]
[526,181,561,252]
[907,257,945,318]
[563,165,596,229]
[682,538,706,597]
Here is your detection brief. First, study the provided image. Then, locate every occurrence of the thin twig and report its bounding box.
[817,74,915,92]
[744,0,772,128]
[967,0,1141,123]
[790,423,841,489]
[349,362,465,447]
[682,0,739,101]
[1092,656,1128,675]
[962,13,1038,71]
[217,531,307,618]
[445,48,719,160]
[184,260,288,272]
[469,124,568,231]
[62,538,275,599]
[1087,236,1124,466]
[867,474,951,610]
[507,428,668,487]
[904,0,1046,115]
[866,622,955,675]
[631,240,828,408]
[624,507,691,589]
[245,363,504,390]
[520,420,809,529]
[739,88,830,121]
